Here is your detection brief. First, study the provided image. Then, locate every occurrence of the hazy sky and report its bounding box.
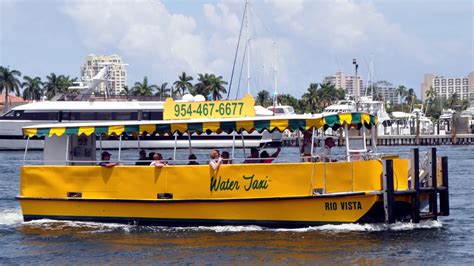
[1,0,472,98]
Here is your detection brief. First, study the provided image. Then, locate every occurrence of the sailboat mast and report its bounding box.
[246,0,250,95]
[274,41,278,106]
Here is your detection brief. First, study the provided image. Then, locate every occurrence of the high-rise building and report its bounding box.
[369,81,401,105]
[80,54,128,95]
[323,71,364,96]
[420,72,474,102]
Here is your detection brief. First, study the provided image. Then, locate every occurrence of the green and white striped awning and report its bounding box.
[23,113,377,138]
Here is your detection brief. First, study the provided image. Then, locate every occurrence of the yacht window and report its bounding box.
[274,108,285,114]
[149,111,163,120]
[61,112,71,121]
[70,112,97,120]
[1,110,15,117]
[115,112,138,120]
[20,111,59,120]
[288,107,295,113]
[97,112,113,120]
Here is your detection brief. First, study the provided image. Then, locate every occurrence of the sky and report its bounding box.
[0,0,473,98]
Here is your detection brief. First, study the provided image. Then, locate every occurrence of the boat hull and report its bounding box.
[19,194,395,227]
[17,160,412,227]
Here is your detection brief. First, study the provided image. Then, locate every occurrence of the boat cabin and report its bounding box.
[22,112,379,165]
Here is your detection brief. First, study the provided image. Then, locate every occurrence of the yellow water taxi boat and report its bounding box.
[17,111,449,227]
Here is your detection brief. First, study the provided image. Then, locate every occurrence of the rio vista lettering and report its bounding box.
[210,174,269,192]
[325,201,362,211]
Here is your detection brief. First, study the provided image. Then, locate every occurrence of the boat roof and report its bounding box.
[12,101,164,111]
[23,112,377,138]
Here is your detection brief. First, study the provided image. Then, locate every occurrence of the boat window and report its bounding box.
[70,112,97,120]
[61,111,70,121]
[11,111,59,120]
[149,111,163,120]
[274,108,285,114]
[288,107,295,113]
[97,112,113,120]
[115,112,138,120]
[1,110,12,117]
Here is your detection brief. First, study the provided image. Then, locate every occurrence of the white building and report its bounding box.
[80,54,128,95]
[421,72,474,102]
[369,81,401,105]
[323,71,364,96]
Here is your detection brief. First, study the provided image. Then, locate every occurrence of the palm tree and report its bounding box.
[0,66,22,111]
[194,73,212,97]
[396,85,407,108]
[425,86,438,115]
[256,90,270,106]
[208,75,228,100]
[425,86,437,100]
[119,85,132,98]
[156,82,171,101]
[44,73,66,99]
[21,76,43,101]
[302,83,319,113]
[173,72,193,96]
[132,76,158,97]
[447,92,459,109]
[405,88,416,112]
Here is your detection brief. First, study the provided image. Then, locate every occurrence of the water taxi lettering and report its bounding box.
[243,175,269,191]
[325,201,362,211]
[210,175,270,192]
[210,176,240,191]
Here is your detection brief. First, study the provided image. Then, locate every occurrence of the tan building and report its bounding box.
[421,72,474,102]
[80,54,128,95]
[323,71,364,96]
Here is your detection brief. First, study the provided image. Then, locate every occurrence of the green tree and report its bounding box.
[396,85,407,109]
[194,73,212,97]
[447,92,459,109]
[0,66,22,111]
[156,82,171,100]
[425,86,437,100]
[318,82,343,109]
[44,73,76,99]
[405,88,416,112]
[256,90,271,107]
[278,93,300,113]
[119,85,132,97]
[173,72,193,96]
[302,83,319,113]
[132,76,157,96]
[208,75,228,100]
[21,76,43,101]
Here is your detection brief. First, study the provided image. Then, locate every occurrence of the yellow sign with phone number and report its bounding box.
[163,94,256,120]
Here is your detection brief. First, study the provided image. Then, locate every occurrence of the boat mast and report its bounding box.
[273,41,278,107]
[246,0,251,95]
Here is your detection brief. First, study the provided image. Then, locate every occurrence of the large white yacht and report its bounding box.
[0,99,274,150]
[323,96,391,135]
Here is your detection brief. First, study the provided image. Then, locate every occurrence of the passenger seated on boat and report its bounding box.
[300,131,314,162]
[209,149,223,170]
[150,153,166,167]
[221,151,232,164]
[321,137,336,162]
[188,154,199,165]
[243,147,260,163]
[148,152,155,161]
[99,151,120,168]
[260,147,281,163]
[135,149,149,166]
